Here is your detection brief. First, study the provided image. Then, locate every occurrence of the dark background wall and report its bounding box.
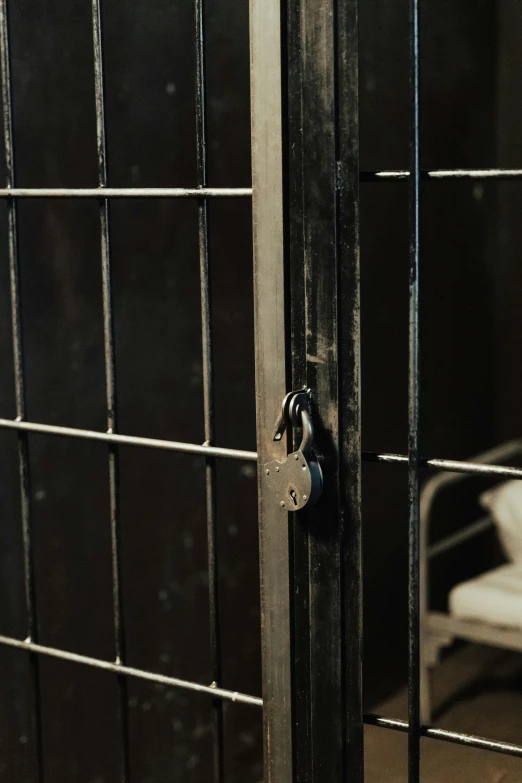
[0,0,519,780]
[359,0,499,705]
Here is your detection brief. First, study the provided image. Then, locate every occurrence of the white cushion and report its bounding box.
[449,564,522,630]
[480,480,522,563]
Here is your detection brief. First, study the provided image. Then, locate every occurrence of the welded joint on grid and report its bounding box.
[209,680,241,703]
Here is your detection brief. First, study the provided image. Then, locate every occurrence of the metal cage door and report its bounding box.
[0,0,361,776]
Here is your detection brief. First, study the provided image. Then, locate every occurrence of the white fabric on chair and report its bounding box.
[449,563,522,630]
[480,480,522,563]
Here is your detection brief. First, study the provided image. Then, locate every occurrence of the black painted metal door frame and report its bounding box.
[252,2,522,783]
[251,1,363,781]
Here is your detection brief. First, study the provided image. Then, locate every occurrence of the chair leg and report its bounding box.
[420,626,454,724]
[420,658,432,725]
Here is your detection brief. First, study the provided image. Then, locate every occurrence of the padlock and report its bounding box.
[263,390,323,511]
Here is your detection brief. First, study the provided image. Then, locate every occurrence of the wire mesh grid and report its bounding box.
[1,0,522,780]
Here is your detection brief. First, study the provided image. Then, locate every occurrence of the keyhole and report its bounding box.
[289,488,298,506]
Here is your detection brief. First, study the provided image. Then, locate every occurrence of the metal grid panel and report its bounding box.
[0,1,258,781]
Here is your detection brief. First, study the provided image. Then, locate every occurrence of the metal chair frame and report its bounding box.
[421,439,522,724]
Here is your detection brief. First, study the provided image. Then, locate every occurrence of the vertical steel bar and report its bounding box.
[250,0,293,780]
[408,0,421,779]
[288,0,343,773]
[336,0,363,779]
[0,2,44,779]
[194,3,224,783]
[91,3,129,781]
[286,0,363,779]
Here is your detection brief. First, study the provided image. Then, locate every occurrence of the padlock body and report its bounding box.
[263,449,322,511]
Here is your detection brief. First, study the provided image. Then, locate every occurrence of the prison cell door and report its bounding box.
[0,0,359,775]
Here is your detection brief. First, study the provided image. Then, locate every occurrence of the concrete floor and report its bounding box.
[365,645,522,782]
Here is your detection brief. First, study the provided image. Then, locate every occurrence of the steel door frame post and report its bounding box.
[251,0,362,781]
[250,0,293,781]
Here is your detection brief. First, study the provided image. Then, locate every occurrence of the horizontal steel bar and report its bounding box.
[422,456,522,477]
[360,169,522,182]
[362,451,410,465]
[364,712,522,759]
[0,187,252,198]
[4,644,522,748]
[0,634,262,707]
[428,515,493,559]
[2,422,520,477]
[362,450,522,479]
[0,418,257,462]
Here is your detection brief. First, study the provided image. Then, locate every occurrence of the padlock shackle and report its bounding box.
[299,408,313,453]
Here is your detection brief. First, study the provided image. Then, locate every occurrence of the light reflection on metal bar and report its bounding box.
[194,0,224,780]
[0,187,252,197]
[363,449,522,479]
[0,634,263,707]
[92,0,124,666]
[361,169,522,181]
[90,0,129,779]
[407,0,421,776]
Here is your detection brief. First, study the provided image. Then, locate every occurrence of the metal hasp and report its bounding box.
[264,389,323,511]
